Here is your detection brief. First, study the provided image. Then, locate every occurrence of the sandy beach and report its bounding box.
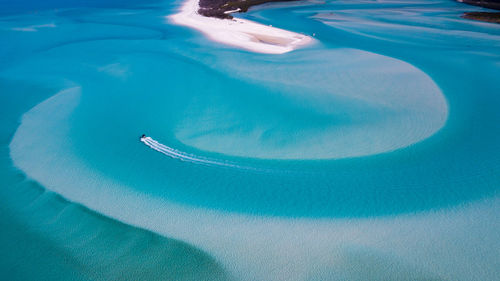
[168,0,314,54]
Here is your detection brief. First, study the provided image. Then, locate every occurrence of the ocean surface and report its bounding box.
[1,0,499,280]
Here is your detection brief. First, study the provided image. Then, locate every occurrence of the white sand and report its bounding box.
[168,0,314,54]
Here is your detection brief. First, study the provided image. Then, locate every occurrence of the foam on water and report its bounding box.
[141,136,255,170]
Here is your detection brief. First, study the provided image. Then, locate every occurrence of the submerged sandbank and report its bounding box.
[9,86,500,281]
[168,0,314,54]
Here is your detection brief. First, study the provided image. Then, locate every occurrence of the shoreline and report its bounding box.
[168,0,314,54]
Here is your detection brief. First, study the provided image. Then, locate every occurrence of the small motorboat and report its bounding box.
[140,134,146,141]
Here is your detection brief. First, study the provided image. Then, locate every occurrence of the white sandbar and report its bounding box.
[168,0,314,54]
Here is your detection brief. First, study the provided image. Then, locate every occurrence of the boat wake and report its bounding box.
[141,136,260,171]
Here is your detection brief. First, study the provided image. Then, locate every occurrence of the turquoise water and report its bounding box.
[1,0,499,280]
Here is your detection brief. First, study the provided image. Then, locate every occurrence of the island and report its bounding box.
[458,0,500,23]
[462,11,500,23]
[169,0,314,54]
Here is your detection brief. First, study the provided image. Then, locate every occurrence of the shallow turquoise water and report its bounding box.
[1,0,500,280]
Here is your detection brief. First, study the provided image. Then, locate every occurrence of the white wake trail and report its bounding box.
[141,136,258,170]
